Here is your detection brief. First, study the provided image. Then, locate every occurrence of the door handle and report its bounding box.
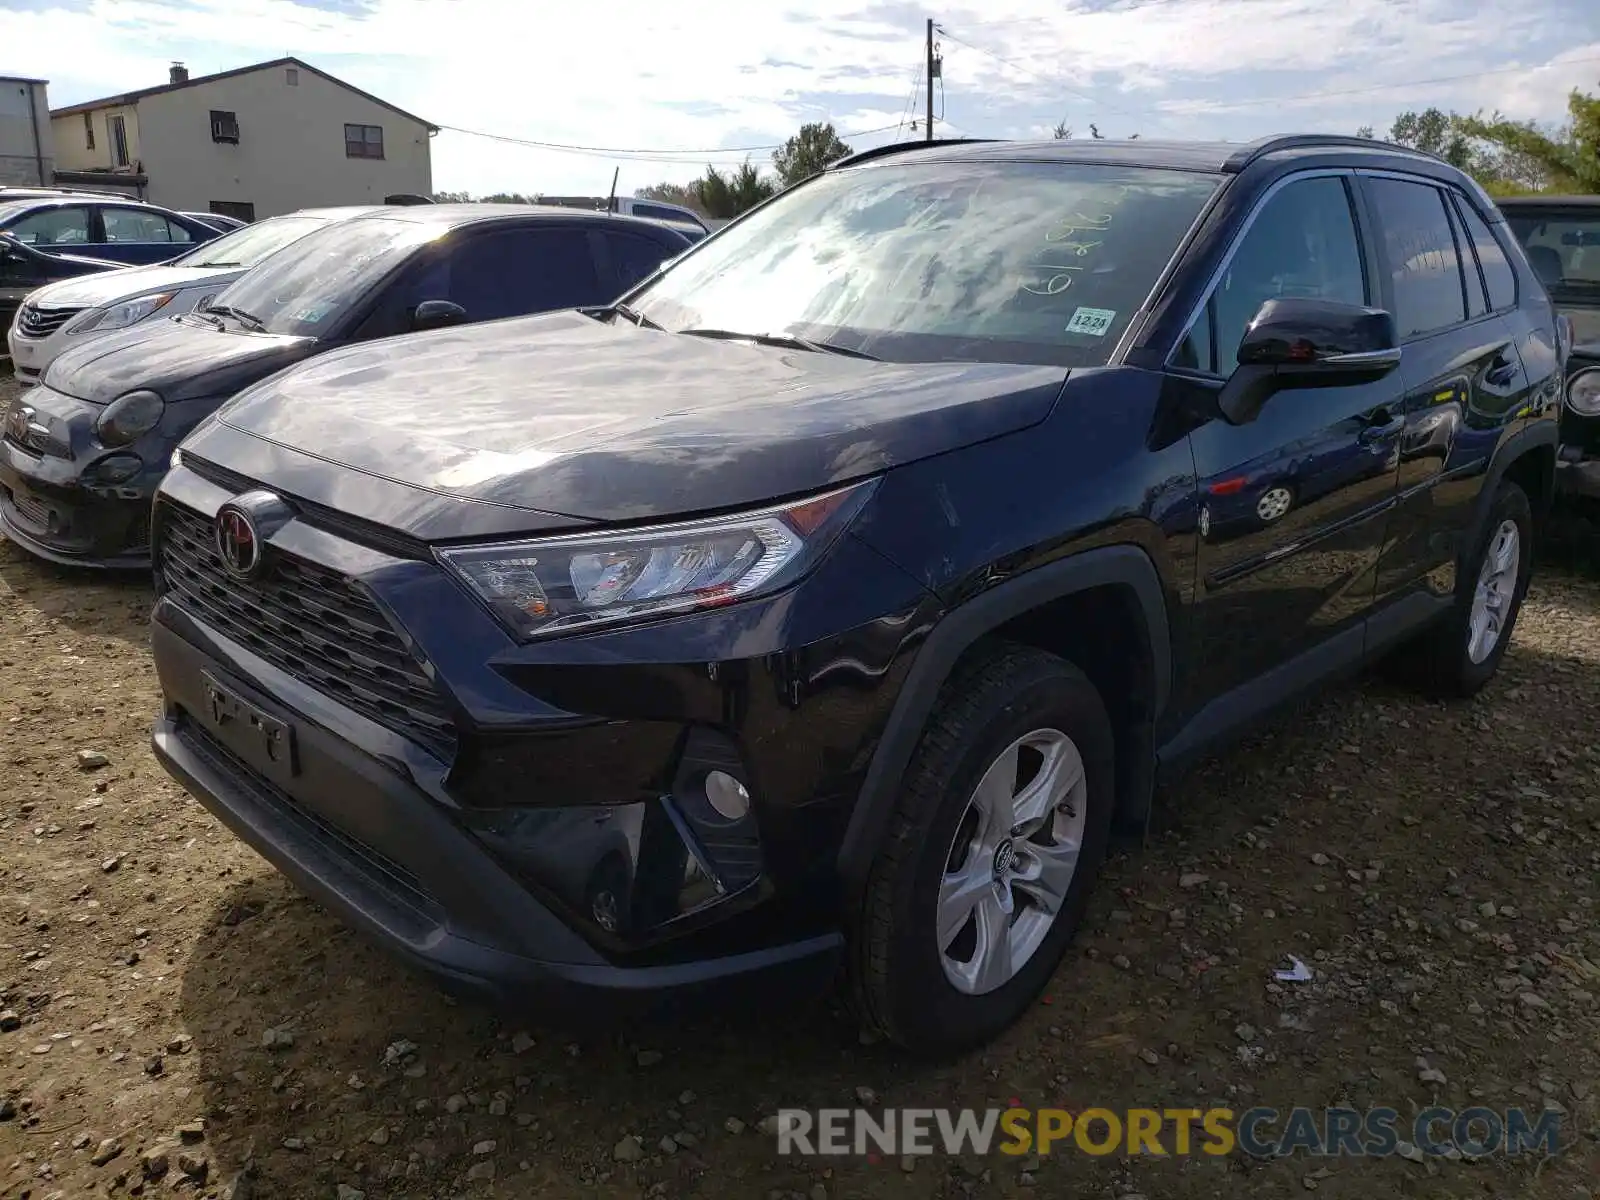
[1485,350,1519,389]
[1357,408,1403,444]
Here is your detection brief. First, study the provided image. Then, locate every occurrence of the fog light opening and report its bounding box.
[704,770,751,821]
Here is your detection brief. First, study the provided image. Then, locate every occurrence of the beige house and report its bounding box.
[49,58,435,219]
[0,76,53,187]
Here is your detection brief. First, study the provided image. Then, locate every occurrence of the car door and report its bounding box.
[1358,174,1535,609]
[95,205,198,265]
[1172,171,1406,698]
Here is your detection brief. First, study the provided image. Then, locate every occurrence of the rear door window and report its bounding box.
[102,207,187,244]
[606,231,678,292]
[446,227,607,318]
[1454,198,1517,311]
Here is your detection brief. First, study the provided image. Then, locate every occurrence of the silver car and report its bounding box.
[6,206,379,384]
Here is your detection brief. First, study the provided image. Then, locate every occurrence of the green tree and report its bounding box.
[772,122,853,187]
[1052,121,1072,139]
[694,160,775,218]
[1459,89,1600,193]
[431,190,472,202]
[636,181,707,214]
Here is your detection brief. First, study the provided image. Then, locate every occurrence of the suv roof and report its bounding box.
[829,133,1460,176]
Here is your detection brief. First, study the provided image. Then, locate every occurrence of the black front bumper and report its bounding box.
[0,439,153,568]
[148,615,844,1018]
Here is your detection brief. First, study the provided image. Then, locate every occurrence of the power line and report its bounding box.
[434,120,909,162]
[936,25,1154,121]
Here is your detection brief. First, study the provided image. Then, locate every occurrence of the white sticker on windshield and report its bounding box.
[1066,306,1116,337]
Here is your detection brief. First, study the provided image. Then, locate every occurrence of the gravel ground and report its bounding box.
[4,370,1600,1199]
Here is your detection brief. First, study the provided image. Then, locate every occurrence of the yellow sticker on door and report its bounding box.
[1066,307,1115,337]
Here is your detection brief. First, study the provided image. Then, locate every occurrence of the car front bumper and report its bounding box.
[1556,450,1600,500]
[149,614,846,1018]
[0,437,155,567]
[6,327,58,385]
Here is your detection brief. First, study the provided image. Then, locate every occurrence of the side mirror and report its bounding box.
[410,299,467,332]
[1217,297,1401,425]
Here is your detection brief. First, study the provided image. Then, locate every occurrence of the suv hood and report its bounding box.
[29,263,242,310]
[212,310,1069,524]
[45,316,315,404]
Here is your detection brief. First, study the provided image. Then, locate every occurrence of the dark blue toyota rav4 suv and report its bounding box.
[147,135,1565,1056]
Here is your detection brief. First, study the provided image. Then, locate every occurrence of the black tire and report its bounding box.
[852,643,1115,1056]
[1393,480,1534,698]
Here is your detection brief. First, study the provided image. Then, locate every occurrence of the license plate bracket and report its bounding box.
[201,670,298,786]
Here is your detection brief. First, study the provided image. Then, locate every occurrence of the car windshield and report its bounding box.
[1504,210,1600,307]
[204,217,444,337]
[630,160,1221,367]
[171,215,333,269]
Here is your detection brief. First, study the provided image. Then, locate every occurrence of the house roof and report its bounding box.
[48,57,437,132]
[1,75,48,85]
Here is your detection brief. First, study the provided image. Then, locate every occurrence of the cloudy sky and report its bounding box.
[5,0,1597,198]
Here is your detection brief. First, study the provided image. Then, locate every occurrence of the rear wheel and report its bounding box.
[1392,480,1533,697]
[852,644,1115,1056]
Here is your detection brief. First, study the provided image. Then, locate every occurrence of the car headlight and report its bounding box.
[67,292,175,334]
[1569,367,1600,417]
[438,479,877,640]
[95,390,166,447]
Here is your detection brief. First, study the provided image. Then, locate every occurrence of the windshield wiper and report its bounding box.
[677,327,879,360]
[610,302,664,330]
[196,259,243,268]
[200,303,267,332]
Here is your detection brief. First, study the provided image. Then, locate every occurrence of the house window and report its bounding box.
[285,67,299,86]
[209,200,255,222]
[108,114,129,167]
[83,112,95,151]
[344,123,384,159]
[210,110,240,144]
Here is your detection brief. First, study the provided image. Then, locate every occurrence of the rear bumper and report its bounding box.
[148,615,844,1019]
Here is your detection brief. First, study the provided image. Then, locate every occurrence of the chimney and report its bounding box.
[169,62,188,84]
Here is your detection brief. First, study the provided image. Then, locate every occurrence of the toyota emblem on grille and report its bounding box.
[5,404,31,445]
[215,506,261,578]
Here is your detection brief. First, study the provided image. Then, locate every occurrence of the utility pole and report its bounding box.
[924,18,936,141]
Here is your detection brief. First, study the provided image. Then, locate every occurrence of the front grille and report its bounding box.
[16,304,84,338]
[159,501,458,759]
[9,488,50,529]
[177,716,440,926]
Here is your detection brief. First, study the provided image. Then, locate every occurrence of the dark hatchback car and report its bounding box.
[1498,196,1600,504]
[1,234,122,330]
[0,205,692,567]
[148,136,1561,1055]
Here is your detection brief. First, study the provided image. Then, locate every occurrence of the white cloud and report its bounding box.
[3,0,1593,195]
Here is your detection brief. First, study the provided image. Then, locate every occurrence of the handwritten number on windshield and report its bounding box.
[1020,187,1130,301]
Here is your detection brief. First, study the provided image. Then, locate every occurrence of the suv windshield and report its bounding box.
[172,215,334,269]
[631,160,1220,367]
[205,217,443,337]
[1505,209,1600,345]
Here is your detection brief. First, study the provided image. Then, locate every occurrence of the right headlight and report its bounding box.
[95,389,166,447]
[1569,367,1600,416]
[66,292,175,334]
[438,479,877,640]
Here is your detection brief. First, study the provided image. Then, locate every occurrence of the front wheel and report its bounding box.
[852,645,1115,1056]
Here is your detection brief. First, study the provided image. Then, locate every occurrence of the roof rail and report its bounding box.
[1221,134,1446,173]
[829,137,1000,171]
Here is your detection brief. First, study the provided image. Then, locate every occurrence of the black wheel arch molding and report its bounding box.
[836,540,1174,899]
